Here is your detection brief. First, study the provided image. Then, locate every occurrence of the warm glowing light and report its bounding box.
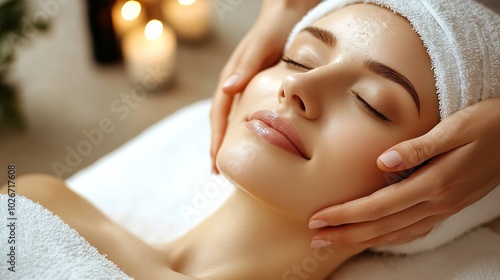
[178,0,196,6]
[144,20,163,41]
[121,1,141,21]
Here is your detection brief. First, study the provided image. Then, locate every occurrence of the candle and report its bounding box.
[161,0,212,41]
[122,20,177,88]
[111,0,146,38]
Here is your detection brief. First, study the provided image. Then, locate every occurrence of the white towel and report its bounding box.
[285,0,500,120]
[331,226,500,280]
[0,195,132,280]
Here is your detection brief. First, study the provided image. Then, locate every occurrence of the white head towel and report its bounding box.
[285,0,500,120]
[285,0,500,254]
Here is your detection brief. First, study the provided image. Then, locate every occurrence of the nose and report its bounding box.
[278,73,322,120]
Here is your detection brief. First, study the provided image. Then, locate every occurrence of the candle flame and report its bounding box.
[145,20,163,41]
[121,1,141,21]
[178,0,196,6]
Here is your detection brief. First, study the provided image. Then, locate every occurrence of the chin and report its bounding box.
[216,137,317,222]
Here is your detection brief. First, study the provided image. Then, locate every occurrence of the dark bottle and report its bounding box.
[86,0,122,64]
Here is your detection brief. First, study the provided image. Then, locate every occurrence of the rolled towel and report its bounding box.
[285,0,500,254]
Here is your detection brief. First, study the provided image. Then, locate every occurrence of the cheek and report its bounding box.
[240,69,283,104]
[307,127,389,211]
[307,116,434,212]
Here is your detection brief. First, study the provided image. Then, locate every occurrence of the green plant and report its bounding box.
[0,0,48,129]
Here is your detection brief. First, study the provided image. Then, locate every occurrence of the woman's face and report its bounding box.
[216,4,440,222]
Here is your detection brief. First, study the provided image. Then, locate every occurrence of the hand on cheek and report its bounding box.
[308,99,500,248]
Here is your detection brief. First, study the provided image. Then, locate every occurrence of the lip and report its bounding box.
[245,110,310,160]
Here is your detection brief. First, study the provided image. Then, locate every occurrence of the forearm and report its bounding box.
[260,0,321,23]
[262,0,321,13]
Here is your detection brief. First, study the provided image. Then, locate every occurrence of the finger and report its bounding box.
[214,36,253,93]
[309,164,438,227]
[223,42,282,95]
[311,213,443,249]
[209,92,234,172]
[353,215,444,248]
[377,112,473,171]
[312,201,432,246]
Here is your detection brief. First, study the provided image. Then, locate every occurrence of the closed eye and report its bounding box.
[281,57,312,71]
[353,92,392,123]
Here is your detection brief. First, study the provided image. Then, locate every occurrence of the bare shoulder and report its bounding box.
[0,173,114,256]
[1,173,80,206]
[0,174,193,279]
[0,174,202,279]
[1,173,108,226]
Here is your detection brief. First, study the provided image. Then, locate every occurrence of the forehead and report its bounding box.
[302,3,438,121]
[311,4,413,56]
[309,3,433,85]
[316,4,397,49]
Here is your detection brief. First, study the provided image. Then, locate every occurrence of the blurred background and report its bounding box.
[0,0,262,184]
[0,0,498,185]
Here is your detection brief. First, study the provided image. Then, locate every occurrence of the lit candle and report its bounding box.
[122,20,177,88]
[161,0,212,41]
[111,0,146,38]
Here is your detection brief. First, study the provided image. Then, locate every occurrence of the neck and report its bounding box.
[164,187,362,280]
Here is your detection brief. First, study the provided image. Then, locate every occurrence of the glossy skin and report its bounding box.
[216,4,440,224]
[310,97,500,247]
[211,1,500,249]
[210,0,321,173]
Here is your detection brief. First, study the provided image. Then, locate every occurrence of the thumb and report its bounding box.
[377,117,468,172]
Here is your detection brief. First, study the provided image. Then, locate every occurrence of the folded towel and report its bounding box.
[0,195,131,280]
[284,0,500,254]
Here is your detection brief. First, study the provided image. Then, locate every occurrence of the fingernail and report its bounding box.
[379,150,402,168]
[222,74,240,89]
[309,220,328,229]
[310,239,331,248]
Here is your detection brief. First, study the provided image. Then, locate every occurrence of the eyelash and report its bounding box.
[282,56,391,123]
[281,56,312,71]
[353,92,392,123]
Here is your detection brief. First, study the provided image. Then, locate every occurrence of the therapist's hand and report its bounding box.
[210,0,319,173]
[309,98,500,248]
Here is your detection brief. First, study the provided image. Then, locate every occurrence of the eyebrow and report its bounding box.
[302,26,336,47]
[300,26,421,113]
[363,60,420,113]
